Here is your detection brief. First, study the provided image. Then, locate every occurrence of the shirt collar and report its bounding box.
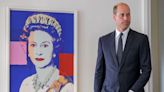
[115,27,130,38]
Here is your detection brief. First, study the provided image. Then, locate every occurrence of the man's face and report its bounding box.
[113,4,131,32]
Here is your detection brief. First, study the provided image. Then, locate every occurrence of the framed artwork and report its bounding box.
[7,7,77,92]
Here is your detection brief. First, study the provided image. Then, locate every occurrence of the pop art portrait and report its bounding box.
[9,9,77,92]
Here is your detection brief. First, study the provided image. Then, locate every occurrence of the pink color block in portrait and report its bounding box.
[10,41,27,65]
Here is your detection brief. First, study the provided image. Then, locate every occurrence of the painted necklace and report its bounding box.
[32,67,57,92]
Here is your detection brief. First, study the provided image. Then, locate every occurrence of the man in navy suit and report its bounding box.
[94,2,152,92]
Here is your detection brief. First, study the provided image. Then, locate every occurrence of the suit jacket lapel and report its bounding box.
[109,31,119,67]
[119,29,134,70]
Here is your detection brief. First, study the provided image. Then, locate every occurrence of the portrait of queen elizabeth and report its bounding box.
[10,11,75,92]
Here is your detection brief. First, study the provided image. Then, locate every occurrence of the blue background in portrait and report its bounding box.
[10,10,74,92]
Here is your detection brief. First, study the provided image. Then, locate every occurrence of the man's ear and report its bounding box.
[113,14,116,21]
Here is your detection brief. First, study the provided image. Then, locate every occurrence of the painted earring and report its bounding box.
[53,54,56,58]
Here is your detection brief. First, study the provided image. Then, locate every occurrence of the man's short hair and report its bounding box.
[113,2,130,15]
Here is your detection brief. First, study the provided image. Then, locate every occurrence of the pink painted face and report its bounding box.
[28,30,53,68]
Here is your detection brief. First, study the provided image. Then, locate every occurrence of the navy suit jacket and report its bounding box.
[94,29,152,92]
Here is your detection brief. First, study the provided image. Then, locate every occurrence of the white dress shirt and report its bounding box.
[115,28,130,53]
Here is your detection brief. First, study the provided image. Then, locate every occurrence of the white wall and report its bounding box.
[0,6,8,92]
[0,0,152,92]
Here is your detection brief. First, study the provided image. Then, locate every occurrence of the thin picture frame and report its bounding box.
[6,7,78,92]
